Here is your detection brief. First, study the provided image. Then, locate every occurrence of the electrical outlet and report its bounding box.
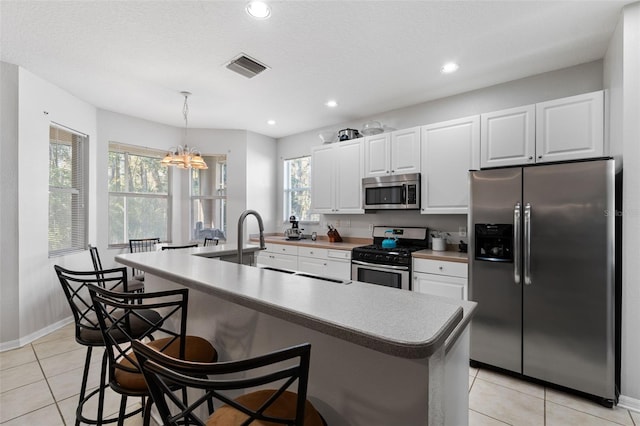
[368,223,374,231]
[335,219,341,227]
[459,226,467,237]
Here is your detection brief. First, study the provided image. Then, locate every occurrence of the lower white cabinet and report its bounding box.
[325,250,352,280]
[257,244,298,270]
[412,258,468,300]
[298,247,352,280]
[298,247,329,276]
[257,244,352,281]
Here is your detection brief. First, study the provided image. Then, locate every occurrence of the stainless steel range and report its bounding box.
[351,226,429,290]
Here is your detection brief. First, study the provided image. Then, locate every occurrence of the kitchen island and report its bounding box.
[116,244,476,425]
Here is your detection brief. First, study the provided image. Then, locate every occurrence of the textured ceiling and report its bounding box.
[0,1,631,138]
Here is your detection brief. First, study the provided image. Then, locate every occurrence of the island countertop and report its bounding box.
[116,244,475,359]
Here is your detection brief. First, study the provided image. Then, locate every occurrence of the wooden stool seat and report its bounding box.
[116,336,217,391]
[208,389,325,426]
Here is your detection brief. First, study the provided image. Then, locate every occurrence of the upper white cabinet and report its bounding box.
[363,133,390,177]
[421,116,480,214]
[311,139,364,214]
[364,127,421,177]
[535,91,604,163]
[481,90,604,168]
[481,105,535,168]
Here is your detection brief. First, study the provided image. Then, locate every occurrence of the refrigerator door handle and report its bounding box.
[514,203,522,285]
[524,202,532,285]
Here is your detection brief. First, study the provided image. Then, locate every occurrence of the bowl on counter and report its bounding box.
[319,131,337,144]
[361,120,384,136]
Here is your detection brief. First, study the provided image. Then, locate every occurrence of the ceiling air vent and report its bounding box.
[226,54,269,78]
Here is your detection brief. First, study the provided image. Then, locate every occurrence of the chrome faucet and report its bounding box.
[237,209,266,265]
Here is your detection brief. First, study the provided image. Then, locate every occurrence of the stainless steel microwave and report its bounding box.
[362,173,420,210]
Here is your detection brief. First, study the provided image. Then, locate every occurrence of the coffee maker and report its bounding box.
[284,215,303,240]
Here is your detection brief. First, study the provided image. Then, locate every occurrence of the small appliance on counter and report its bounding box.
[284,215,303,240]
[337,128,361,141]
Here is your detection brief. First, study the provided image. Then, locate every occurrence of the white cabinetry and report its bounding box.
[297,247,329,276]
[257,244,298,270]
[421,116,480,214]
[413,258,467,300]
[364,127,421,177]
[363,133,390,177]
[535,91,604,163]
[325,250,352,280]
[311,139,364,214]
[481,105,535,168]
[298,247,351,280]
[481,91,604,168]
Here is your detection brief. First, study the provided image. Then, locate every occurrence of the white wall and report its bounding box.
[604,2,640,408]
[277,61,604,240]
[246,131,278,237]
[12,67,98,346]
[0,62,20,345]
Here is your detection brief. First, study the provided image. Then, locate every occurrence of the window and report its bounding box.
[49,125,88,256]
[284,156,318,222]
[191,155,227,242]
[108,143,170,245]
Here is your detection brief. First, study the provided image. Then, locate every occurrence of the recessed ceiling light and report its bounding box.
[267,119,276,125]
[441,62,459,74]
[246,1,271,19]
[325,100,338,108]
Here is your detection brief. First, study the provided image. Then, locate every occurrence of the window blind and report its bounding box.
[48,124,88,256]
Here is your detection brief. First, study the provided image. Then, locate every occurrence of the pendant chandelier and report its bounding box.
[161,91,208,170]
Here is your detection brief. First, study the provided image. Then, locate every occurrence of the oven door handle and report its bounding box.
[352,260,410,271]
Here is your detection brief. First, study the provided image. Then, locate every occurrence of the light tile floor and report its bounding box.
[1,322,638,425]
[0,323,143,425]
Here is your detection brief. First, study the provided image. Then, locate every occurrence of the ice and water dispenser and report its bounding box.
[474,224,514,262]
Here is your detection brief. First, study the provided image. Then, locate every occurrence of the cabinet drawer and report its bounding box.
[413,258,467,278]
[327,249,351,260]
[298,247,328,259]
[266,244,298,256]
[413,273,465,300]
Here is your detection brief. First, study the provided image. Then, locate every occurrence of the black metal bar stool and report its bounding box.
[88,284,218,426]
[54,265,162,425]
[132,340,327,426]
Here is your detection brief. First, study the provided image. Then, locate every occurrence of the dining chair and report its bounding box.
[54,265,162,426]
[161,243,198,250]
[203,237,219,246]
[132,340,326,426]
[128,238,160,281]
[88,284,218,426]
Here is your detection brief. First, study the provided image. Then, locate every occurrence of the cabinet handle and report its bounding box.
[528,156,533,160]
[538,155,542,159]
[438,266,443,270]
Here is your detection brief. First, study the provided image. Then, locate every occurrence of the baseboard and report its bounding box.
[618,394,640,413]
[0,316,74,352]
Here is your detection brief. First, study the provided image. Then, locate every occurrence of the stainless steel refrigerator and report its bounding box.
[469,159,619,406]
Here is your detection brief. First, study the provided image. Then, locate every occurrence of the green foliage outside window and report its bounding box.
[49,126,87,256]
[108,147,170,245]
[284,157,318,222]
